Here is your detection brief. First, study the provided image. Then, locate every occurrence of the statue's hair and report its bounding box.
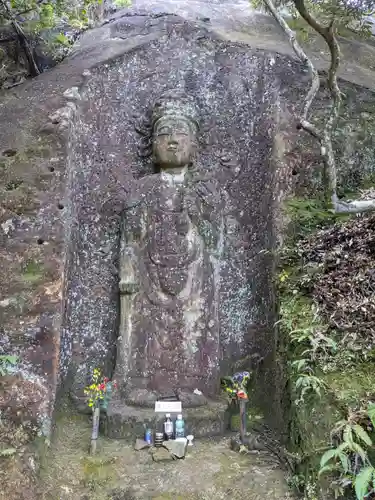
[135,108,153,159]
[135,89,200,159]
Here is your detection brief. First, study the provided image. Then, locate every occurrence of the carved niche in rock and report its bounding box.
[114,90,240,408]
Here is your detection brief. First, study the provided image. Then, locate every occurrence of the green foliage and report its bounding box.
[113,0,131,6]
[284,197,346,238]
[53,32,70,45]
[0,355,18,376]
[0,0,132,74]
[368,403,375,428]
[252,0,375,39]
[283,308,333,405]
[318,405,375,499]
[1,0,101,33]
[355,466,375,500]
[278,196,355,497]
[22,260,44,283]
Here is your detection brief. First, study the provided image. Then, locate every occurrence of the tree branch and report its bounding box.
[262,0,321,137]
[0,0,40,77]
[262,0,375,214]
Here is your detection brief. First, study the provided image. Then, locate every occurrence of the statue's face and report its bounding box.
[153,117,196,169]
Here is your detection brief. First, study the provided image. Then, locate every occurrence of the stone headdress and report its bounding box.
[151,90,200,131]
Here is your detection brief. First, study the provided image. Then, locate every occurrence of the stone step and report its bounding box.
[102,399,230,441]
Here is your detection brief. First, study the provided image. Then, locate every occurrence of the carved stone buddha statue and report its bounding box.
[114,90,238,408]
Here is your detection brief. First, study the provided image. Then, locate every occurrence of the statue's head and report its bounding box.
[151,90,200,170]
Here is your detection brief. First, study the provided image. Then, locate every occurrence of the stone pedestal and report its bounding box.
[102,399,229,441]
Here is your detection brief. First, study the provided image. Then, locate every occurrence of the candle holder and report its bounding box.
[186,435,194,446]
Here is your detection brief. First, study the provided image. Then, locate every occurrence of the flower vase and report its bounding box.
[100,381,113,411]
[90,405,100,455]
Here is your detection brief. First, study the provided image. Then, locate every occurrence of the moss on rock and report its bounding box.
[323,365,375,409]
[280,194,375,498]
[21,261,45,284]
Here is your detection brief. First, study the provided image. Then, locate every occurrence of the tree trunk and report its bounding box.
[0,0,40,77]
[262,0,375,214]
[11,20,40,77]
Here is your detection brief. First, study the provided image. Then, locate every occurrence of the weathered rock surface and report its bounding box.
[230,432,268,453]
[151,446,175,462]
[0,0,374,445]
[63,2,283,426]
[59,0,375,432]
[0,2,375,498]
[103,400,228,440]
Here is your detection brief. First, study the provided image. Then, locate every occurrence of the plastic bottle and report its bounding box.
[163,414,173,440]
[175,414,185,439]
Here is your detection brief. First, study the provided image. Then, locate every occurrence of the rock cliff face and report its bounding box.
[0,0,374,450]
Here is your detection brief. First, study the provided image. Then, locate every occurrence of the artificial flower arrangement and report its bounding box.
[84,368,118,454]
[220,371,250,401]
[84,368,117,410]
[221,371,251,449]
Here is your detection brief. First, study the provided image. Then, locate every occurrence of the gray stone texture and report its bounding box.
[64,11,281,415]
[103,400,229,440]
[133,438,150,450]
[151,446,175,461]
[163,439,187,458]
[1,0,375,452]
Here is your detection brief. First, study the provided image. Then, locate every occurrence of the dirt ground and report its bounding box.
[38,413,294,500]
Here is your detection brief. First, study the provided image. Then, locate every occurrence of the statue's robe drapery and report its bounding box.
[115,167,231,403]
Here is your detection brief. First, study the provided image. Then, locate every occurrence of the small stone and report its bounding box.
[0,298,12,307]
[230,433,267,453]
[230,435,241,452]
[63,86,81,100]
[151,447,175,462]
[163,439,186,459]
[134,438,149,451]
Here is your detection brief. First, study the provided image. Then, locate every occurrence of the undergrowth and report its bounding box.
[280,197,375,499]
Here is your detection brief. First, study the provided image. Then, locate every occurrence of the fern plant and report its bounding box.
[319,403,375,499]
[288,325,335,405]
